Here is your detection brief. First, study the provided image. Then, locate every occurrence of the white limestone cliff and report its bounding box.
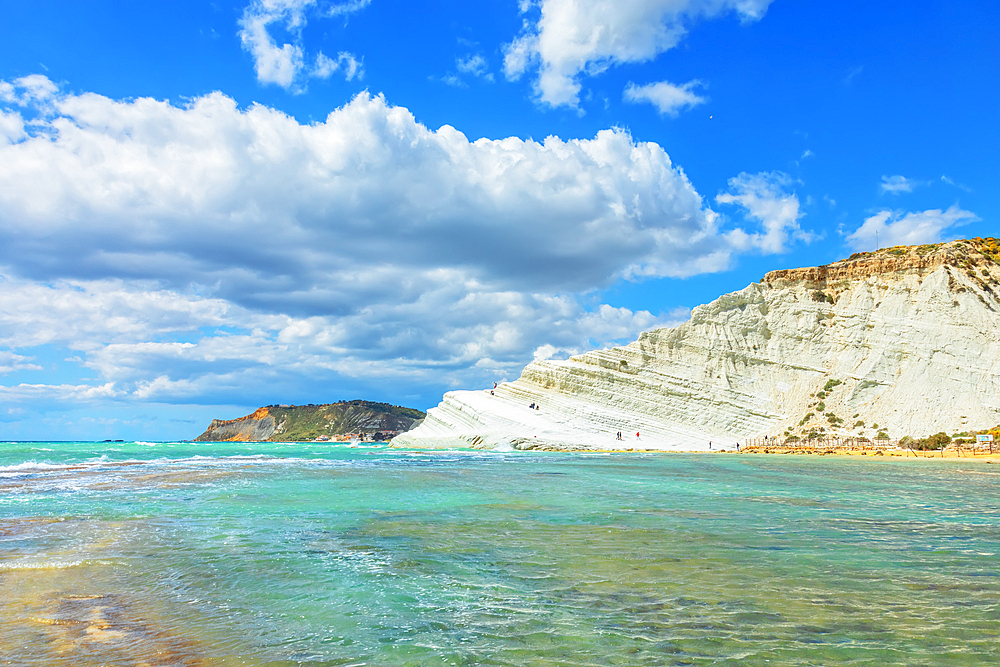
[393,239,1000,451]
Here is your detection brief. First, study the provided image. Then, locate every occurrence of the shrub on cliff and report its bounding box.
[812,290,835,304]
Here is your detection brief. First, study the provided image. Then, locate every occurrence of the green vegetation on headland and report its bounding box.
[194,400,425,442]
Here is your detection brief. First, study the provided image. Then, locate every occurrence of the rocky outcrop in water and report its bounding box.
[195,401,425,442]
[393,239,1000,451]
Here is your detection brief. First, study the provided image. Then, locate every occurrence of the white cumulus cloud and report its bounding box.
[0,77,734,299]
[0,382,122,404]
[716,172,811,254]
[456,54,489,78]
[0,75,812,409]
[503,0,773,108]
[845,205,980,251]
[0,350,42,374]
[880,174,917,194]
[314,51,364,80]
[438,53,493,87]
[0,109,25,143]
[0,74,58,105]
[0,272,685,405]
[623,80,707,116]
[239,0,367,90]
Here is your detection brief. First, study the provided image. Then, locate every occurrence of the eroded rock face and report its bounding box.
[195,407,276,442]
[394,239,1000,451]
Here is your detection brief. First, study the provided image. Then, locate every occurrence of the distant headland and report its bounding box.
[194,400,425,442]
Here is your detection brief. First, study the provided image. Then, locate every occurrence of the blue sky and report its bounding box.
[0,0,996,440]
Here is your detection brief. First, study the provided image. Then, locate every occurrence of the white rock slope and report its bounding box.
[393,239,1000,451]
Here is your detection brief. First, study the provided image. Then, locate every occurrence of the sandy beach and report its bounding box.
[505,443,1000,462]
[737,446,1000,462]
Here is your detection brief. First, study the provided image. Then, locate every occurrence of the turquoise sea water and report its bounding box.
[1,441,998,666]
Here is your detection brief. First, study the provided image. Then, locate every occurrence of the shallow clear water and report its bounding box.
[1,441,998,666]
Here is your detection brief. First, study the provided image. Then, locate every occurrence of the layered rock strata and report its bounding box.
[393,239,1000,451]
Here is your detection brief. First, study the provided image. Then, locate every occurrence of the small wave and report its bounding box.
[0,460,74,473]
[182,454,280,464]
[134,441,156,447]
[0,559,84,571]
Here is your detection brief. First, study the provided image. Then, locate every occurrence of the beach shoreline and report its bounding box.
[478,443,1000,461]
[737,444,1000,461]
